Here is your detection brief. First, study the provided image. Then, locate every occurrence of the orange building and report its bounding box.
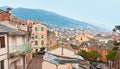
[0,8,10,21]
[85,47,109,62]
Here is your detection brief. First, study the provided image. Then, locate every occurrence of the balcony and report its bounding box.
[9,44,31,58]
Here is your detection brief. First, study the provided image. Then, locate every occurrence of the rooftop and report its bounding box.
[0,24,26,35]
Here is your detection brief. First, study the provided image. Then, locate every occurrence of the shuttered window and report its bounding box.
[35,41,38,45]
[35,27,38,31]
[41,27,44,31]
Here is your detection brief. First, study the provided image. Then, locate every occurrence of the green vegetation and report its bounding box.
[109,40,120,46]
[106,50,117,61]
[77,50,87,59]
[77,50,100,61]
[113,25,120,32]
[87,50,100,60]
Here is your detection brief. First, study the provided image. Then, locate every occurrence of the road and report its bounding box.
[27,55,43,69]
[92,63,109,69]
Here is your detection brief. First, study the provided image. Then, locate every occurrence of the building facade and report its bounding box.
[0,34,8,69]
[0,8,32,69]
[29,20,48,53]
[47,30,57,47]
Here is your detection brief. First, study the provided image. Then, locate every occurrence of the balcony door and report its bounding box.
[0,60,4,69]
[0,36,5,49]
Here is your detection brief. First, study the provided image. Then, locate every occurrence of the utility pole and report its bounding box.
[61,42,63,55]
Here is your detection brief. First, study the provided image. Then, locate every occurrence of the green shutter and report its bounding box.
[35,35,38,39]
[35,27,38,31]
[41,35,44,38]
[41,27,44,31]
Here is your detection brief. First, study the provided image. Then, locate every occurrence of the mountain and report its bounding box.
[0,6,104,31]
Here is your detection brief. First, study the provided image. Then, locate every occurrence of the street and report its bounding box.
[27,55,43,69]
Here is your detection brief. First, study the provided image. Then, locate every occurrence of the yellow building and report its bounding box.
[75,29,94,45]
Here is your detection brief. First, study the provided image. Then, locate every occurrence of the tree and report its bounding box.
[109,40,120,46]
[77,50,100,60]
[113,25,120,34]
[87,50,100,60]
[77,50,87,59]
[106,50,117,61]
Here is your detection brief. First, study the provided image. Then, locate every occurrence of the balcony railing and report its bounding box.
[9,44,31,54]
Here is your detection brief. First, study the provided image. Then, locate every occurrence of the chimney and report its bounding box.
[6,7,12,14]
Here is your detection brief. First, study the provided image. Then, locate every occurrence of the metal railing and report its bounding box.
[9,44,31,53]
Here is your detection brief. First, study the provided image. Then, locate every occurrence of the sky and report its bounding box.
[0,0,120,30]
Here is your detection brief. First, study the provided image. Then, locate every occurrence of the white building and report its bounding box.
[0,34,8,69]
[0,24,32,69]
[42,47,91,69]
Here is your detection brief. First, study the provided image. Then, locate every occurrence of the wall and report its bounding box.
[25,52,32,69]
[0,34,8,69]
[0,21,17,29]
[0,10,9,21]
[9,56,23,69]
[42,61,77,69]
[42,61,57,69]
[49,47,75,57]
[31,23,48,52]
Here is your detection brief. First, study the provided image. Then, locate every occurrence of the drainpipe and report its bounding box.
[23,54,25,69]
[61,43,63,55]
[23,35,27,69]
[7,34,9,69]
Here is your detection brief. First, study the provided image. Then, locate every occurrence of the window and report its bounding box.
[0,60,4,69]
[36,49,38,54]
[0,36,5,48]
[50,41,52,45]
[35,27,38,31]
[41,27,44,31]
[81,38,82,40]
[35,41,38,45]
[12,36,16,47]
[41,40,44,45]
[35,35,38,39]
[41,35,44,38]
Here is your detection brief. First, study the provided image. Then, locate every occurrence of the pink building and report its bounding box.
[29,20,48,53]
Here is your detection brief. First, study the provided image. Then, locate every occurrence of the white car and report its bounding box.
[96,64,102,69]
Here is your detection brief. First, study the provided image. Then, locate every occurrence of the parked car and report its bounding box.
[39,50,45,55]
[93,63,102,69]
[39,47,46,55]
[96,64,102,69]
